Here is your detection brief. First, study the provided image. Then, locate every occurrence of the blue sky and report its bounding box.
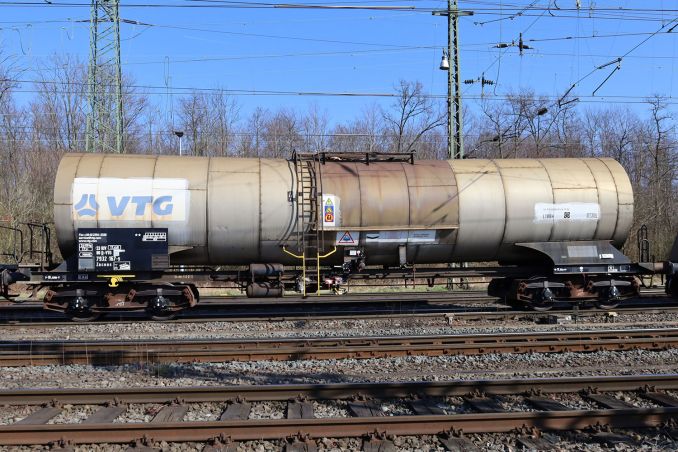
[1,0,677,124]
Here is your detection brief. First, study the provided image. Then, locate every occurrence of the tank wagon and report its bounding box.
[28,151,650,319]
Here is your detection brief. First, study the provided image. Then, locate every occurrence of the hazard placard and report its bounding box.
[335,231,359,245]
[322,194,338,227]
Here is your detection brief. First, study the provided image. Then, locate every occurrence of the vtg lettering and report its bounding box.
[106,195,174,216]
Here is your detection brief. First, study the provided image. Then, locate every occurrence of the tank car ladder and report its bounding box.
[293,152,323,296]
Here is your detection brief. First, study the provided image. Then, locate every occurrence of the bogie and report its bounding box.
[491,275,640,311]
[43,282,196,321]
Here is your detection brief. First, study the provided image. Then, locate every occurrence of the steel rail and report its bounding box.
[1,408,677,445]
[2,303,678,328]
[1,328,678,366]
[0,294,673,327]
[1,288,668,309]
[0,374,677,405]
[1,290,494,307]
[2,375,678,445]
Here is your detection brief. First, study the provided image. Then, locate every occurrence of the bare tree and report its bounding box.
[178,91,209,156]
[382,80,445,153]
[301,103,329,153]
[237,107,269,157]
[0,54,54,225]
[262,109,301,158]
[176,89,239,156]
[635,97,678,259]
[474,99,519,158]
[583,107,638,163]
[30,54,87,153]
[549,101,583,157]
[206,88,240,156]
[330,103,387,153]
[120,74,151,154]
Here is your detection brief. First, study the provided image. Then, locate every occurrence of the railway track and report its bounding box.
[0,291,501,323]
[2,327,678,366]
[0,290,673,326]
[1,375,677,447]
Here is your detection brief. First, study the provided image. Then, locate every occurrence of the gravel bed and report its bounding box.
[236,440,281,451]
[313,400,349,418]
[2,348,678,390]
[614,391,659,409]
[379,399,413,416]
[47,404,98,424]
[3,310,678,342]
[0,406,38,425]
[248,401,285,419]
[1,300,676,449]
[496,395,534,412]
[546,393,599,411]
[315,437,363,451]
[442,396,466,414]
[113,403,163,423]
[184,402,220,421]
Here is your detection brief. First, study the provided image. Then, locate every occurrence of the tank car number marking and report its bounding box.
[72,177,189,222]
[534,202,600,223]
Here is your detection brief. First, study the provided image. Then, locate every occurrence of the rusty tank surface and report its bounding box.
[54,153,633,267]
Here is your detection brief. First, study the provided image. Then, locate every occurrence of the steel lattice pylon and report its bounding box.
[85,0,123,153]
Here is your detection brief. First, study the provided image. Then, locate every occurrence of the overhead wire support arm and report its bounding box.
[596,57,622,70]
[592,62,621,97]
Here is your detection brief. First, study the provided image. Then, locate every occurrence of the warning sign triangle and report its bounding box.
[338,231,355,244]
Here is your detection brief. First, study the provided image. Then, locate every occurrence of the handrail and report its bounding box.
[319,247,337,259]
[281,246,303,260]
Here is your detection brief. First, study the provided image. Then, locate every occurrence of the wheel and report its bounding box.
[595,285,621,310]
[594,300,620,310]
[66,294,101,322]
[148,312,177,321]
[530,287,555,311]
[530,300,554,311]
[66,311,102,322]
[146,295,178,321]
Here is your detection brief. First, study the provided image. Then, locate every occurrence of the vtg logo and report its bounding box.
[72,177,189,222]
[74,194,174,218]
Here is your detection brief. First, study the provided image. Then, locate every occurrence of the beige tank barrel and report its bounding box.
[54,154,633,266]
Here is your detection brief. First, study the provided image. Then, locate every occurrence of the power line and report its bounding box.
[7,16,677,50]
[556,16,678,106]
[5,86,678,106]
[0,0,674,22]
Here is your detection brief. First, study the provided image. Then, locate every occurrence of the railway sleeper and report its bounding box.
[43,283,198,321]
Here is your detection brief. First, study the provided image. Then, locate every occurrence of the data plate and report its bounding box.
[77,228,169,272]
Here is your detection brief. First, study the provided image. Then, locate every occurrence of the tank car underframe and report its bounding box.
[40,280,198,321]
[507,274,640,310]
[484,241,644,310]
